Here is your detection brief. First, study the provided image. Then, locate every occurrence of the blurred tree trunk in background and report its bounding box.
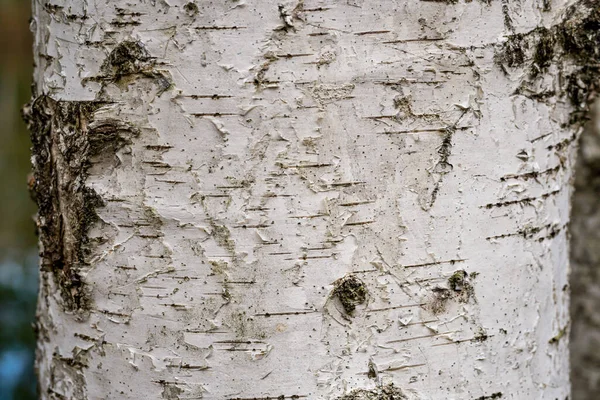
[570,100,600,400]
[26,0,598,399]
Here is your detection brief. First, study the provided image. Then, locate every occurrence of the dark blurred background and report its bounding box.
[0,0,38,399]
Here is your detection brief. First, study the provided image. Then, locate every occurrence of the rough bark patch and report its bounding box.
[336,384,407,400]
[85,40,172,94]
[23,95,138,313]
[430,270,475,314]
[332,275,368,315]
[496,0,599,123]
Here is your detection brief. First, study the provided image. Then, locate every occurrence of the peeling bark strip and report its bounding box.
[24,96,136,312]
[29,0,596,398]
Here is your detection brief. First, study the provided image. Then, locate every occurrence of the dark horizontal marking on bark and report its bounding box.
[168,275,201,280]
[63,14,89,21]
[431,335,495,347]
[382,37,445,44]
[254,310,317,317]
[227,396,307,400]
[262,194,296,197]
[142,254,169,258]
[382,363,427,371]
[402,258,466,268]
[181,94,233,99]
[154,179,186,184]
[365,114,398,119]
[345,220,375,226]
[110,21,142,27]
[386,330,459,344]
[305,246,331,250]
[184,329,229,334]
[299,255,333,259]
[153,380,185,385]
[216,185,247,189]
[260,241,279,245]
[355,30,391,35]
[74,333,99,341]
[378,126,473,135]
[412,276,446,284]
[141,294,170,298]
[350,269,379,274]
[225,281,257,284]
[530,132,553,142]
[486,224,551,240]
[473,393,503,400]
[145,144,174,150]
[279,163,333,168]
[257,80,281,85]
[194,26,246,30]
[214,340,266,344]
[275,53,315,58]
[267,252,293,255]
[137,234,163,239]
[142,161,171,168]
[303,7,331,11]
[374,79,445,85]
[547,134,576,151]
[290,214,328,219]
[367,303,426,313]
[115,8,145,16]
[198,194,231,198]
[98,310,131,317]
[440,69,468,74]
[500,165,560,181]
[233,224,270,228]
[116,265,137,270]
[330,181,366,186]
[339,200,375,206]
[402,319,440,327]
[486,224,564,241]
[167,364,209,370]
[482,189,560,208]
[223,348,267,352]
[245,207,270,211]
[191,112,239,117]
[308,32,329,36]
[160,303,189,308]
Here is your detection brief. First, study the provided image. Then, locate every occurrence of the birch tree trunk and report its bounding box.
[25,0,598,399]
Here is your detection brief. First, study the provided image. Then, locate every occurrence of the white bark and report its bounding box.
[30,0,591,399]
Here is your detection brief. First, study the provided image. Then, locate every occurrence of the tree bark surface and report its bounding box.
[29,0,594,399]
